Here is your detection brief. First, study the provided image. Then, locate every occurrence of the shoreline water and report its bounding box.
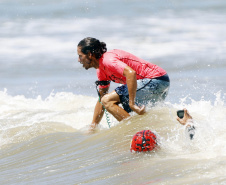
[0,0,226,184]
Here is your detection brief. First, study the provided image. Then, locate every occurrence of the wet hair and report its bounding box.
[78,37,107,59]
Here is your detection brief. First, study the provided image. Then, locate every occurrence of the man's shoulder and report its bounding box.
[102,49,129,61]
[106,49,128,55]
[102,49,118,57]
[101,50,118,64]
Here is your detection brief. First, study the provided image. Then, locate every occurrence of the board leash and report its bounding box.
[98,97,111,128]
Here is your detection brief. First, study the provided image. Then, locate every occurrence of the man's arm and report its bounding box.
[177,108,193,126]
[123,66,145,115]
[90,87,109,131]
[177,108,195,140]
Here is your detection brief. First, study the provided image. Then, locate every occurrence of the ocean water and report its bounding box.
[0,0,226,184]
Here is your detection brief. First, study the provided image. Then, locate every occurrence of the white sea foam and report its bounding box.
[0,90,101,147]
[0,90,225,155]
[1,11,226,65]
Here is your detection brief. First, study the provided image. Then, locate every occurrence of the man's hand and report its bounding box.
[87,123,97,134]
[177,108,193,126]
[130,104,146,115]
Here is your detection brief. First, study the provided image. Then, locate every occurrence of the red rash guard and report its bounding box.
[97,49,167,88]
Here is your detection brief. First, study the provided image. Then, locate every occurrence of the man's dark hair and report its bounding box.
[78,37,107,59]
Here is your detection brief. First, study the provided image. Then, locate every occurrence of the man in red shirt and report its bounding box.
[77,37,170,131]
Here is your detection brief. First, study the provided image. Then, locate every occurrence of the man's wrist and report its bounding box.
[185,119,194,128]
[187,125,195,130]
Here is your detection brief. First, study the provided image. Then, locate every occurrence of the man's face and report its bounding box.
[77,46,92,70]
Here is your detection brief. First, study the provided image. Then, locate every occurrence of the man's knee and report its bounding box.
[101,91,120,109]
[101,95,110,108]
[101,94,118,109]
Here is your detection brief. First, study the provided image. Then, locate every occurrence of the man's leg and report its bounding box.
[136,78,170,105]
[101,90,130,121]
